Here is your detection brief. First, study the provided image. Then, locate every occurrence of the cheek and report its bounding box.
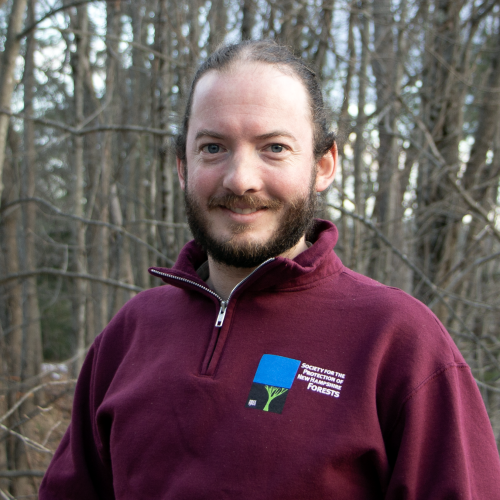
[186,167,220,198]
[267,171,314,200]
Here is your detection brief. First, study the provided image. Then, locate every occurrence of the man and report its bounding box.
[40,40,500,499]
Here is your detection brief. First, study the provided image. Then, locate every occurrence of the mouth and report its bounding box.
[227,207,261,215]
[208,194,283,215]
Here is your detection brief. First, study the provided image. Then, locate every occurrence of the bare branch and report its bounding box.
[0,388,74,444]
[0,470,45,478]
[0,268,144,292]
[125,219,189,228]
[0,488,15,500]
[0,109,175,136]
[398,97,448,166]
[0,197,174,265]
[0,380,76,425]
[1,351,85,394]
[429,250,500,309]
[405,30,500,93]
[447,173,500,244]
[0,422,53,454]
[42,420,61,447]
[475,379,500,394]
[18,0,114,39]
[52,27,182,64]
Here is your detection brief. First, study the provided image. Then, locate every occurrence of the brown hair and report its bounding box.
[175,40,336,162]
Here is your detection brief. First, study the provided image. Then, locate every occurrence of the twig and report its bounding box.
[447,173,500,244]
[429,250,500,310]
[125,219,189,228]
[52,27,182,64]
[405,30,500,93]
[432,291,500,311]
[0,388,73,444]
[0,423,53,454]
[0,488,15,500]
[475,379,500,394]
[0,268,144,292]
[42,420,61,447]
[0,470,45,478]
[0,196,174,264]
[0,109,174,136]
[0,380,76,425]
[330,203,443,296]
[18,0,114,39]
[398,97,448,166]
[1,353,82,394]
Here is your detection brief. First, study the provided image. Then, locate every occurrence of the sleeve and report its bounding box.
[384,364,500,499]
[39,336,115,500]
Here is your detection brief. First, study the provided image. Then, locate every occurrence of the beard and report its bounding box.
[184,178,318,268]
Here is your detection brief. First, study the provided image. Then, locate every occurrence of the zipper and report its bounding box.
[150,258,275,328]
[215,300,228,327]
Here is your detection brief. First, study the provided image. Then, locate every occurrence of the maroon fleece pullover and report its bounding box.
[40,220,500,499]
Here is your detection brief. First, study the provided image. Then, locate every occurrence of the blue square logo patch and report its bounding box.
[246,355,300,414]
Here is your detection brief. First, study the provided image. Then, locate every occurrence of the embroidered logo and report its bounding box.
[246,354,300,414]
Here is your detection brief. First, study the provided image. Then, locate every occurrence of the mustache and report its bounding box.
[207,194,284,211]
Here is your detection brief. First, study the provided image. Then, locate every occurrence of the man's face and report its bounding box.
[178,62,329,268]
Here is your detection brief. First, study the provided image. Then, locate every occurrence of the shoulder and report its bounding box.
[92,284,184,353]
[106,284,185,325]
[331,266,467,395]
[119,284,181,312]
[336,268,456,352]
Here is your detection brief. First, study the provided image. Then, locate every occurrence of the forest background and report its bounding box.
[1,0,500,497]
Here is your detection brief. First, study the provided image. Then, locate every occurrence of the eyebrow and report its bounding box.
[194,129,298,142]
[255,130,298,142]
[195,129,226,140]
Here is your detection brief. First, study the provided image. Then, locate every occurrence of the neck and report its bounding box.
[206,236,309,300]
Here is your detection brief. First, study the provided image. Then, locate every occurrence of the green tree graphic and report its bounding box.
[263,386,288,411]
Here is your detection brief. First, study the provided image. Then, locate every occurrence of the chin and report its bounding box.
[184,184,317,268]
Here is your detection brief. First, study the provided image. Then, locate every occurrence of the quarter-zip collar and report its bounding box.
[149,257,275,328]
[148,219,343,301]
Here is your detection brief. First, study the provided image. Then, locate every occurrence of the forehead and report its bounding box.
[188,62,313,141]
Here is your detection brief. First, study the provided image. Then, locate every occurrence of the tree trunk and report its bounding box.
[208,0,228,53]
[415,0,470,305]
[368,0,399,283]
[158,0,176,260]
[130,0,151,287]
[0,0,28,204]
[336,4,356,265]
[463,22,500,195]
[10,2,40,495]
[110,182,135,313]
[351,1,370,270]
[241,0,255,41]
[277,0,294,44]
[20,0,42,387]
[312,0,335,79]
[96,2,121,331]
[71,4,90,373]
[1,125,24,496]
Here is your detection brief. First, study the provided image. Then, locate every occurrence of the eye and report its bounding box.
[269,144,285,153]
[202,144,222,154]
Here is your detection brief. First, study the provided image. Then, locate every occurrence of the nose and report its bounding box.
[222,149,263,196]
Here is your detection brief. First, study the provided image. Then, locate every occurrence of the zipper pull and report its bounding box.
[215,300,228,328]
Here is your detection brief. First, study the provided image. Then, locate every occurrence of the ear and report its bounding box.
[176,157,186,191]
[315,141,337,192]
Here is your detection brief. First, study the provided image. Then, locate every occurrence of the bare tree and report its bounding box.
[0,0,28,203]
[1,0,500,485]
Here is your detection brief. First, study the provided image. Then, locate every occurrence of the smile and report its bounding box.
[228,207,260,215]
